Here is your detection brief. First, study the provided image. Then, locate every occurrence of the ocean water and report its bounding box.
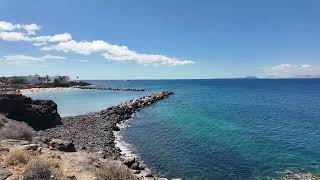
[28,79,320,179]
[28,88,147,117]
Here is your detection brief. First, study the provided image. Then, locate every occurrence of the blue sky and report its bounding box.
[0,0,320,79]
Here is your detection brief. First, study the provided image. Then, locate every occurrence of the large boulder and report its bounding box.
[48,139,76,152]
[0,94,62,130]
[123,157,135,167]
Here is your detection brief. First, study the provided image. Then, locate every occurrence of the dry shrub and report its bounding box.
[22,156,63,180]
[96,161,137,180]
[0,116,34,141]
[4,147,30,167]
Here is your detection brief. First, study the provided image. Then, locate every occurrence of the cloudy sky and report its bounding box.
[0,0,319,79]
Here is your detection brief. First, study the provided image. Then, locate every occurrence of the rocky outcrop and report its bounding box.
[123,157,136,167]
[47,139,76,152]
[37,91,174,157]
[0,94,62,130]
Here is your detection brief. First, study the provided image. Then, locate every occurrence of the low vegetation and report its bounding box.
[23,156,63,180]
[4,148,31,167]
[1,147,63,180]
[0,116,34,141]
[96,161,137,180]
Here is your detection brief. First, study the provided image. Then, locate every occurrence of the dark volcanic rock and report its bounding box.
[0,94,62,130]
[145,172,154,177]
[123,157,136,167]
[37,91,174,157]
[48,139,76,152]
[112,126,120,131]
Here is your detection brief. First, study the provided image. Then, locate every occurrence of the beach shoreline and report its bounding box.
[19,85,146,95]
[20,87,75,95]
[114,113,162,179]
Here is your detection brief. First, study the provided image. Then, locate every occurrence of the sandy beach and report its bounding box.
[20,87,75,95]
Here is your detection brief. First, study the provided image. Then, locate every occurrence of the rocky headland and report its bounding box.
[0,94,62,130]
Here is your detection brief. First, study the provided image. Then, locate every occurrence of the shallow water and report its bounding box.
[28,79,320,179]
[28,88,147,117]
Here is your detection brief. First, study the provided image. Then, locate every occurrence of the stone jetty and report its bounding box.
[37,91,173,157]
[76,86,146,91]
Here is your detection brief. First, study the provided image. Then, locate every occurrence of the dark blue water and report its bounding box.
[92,79,320,180]
[29,79,320,179]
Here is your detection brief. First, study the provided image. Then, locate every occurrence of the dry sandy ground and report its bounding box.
[0,139,97,180]
[0,139,167,180]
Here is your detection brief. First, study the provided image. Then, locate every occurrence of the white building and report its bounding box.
[7,75,70,85]
[25,75,40,84]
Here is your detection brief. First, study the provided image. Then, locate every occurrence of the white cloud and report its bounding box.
[3,55,44,62]
[42,40,195,66]
[29,33,71,46]
[0,32,30,41]
[0,20,195,66]
[40,55,66,60]
[0,21,40,35]
[30,35,51,43]
[49,33,72,42]
[22,24,41,35]
[0,21,21,31]
[79,59,89,63]
[265,64,320,77]
[0,32,71,45]
[0,54,65,65]
[0,21,70,45]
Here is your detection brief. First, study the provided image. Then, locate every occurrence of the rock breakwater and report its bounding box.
[37,91,173,157]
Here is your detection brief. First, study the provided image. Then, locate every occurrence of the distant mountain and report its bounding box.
[266,75,320,79]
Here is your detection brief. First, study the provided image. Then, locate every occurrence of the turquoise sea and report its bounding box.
[28,79,320,179]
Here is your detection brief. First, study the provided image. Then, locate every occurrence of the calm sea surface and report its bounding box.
[28,79,320,179]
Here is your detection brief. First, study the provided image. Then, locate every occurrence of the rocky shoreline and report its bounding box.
[36,91,174,179]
